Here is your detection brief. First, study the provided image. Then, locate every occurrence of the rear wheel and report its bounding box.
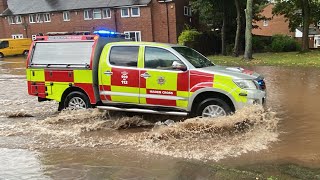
[61,91,91,110]
[196,98,232,118]
[23,50,29,56]
[0,53,4,58]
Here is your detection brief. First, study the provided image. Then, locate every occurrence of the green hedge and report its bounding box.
[270,34,301,52]
[178,29,201,52]
[252,36,272,52]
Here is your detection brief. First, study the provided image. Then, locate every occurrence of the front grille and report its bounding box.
[257,80,266,90]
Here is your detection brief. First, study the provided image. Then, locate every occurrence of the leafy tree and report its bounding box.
[191,0,268,57]
[273,0,320,51]
[191,0,233,55]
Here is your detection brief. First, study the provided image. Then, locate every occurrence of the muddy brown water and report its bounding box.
[0,56,320,179]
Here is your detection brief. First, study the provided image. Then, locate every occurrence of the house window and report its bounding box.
[36,14,43,23]
[124,31,141,42]
[63,11,70,21]
[102,8,111,19]
[263,20,269,27]
[184,6,192,16]
[15,16,22,24]
[93,9,102,19]
[43,13,51,22]
[84,10,92,20]
[12,34,23,39]
[8,16,15,24]
[121,8,130,17]
[131,7,140,17]
[29,14,36,23]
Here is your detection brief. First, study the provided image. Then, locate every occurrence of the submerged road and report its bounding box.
[0,57,320,179]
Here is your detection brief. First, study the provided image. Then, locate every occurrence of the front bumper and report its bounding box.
[235,89,266,110]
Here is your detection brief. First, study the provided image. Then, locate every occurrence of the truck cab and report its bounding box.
[26,35,266,118]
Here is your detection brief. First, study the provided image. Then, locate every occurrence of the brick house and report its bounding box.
[252,4,294,37]
[253,3,320,48]
[0,0,195,43]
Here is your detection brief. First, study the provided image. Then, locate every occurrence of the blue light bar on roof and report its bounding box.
[94,30,117,35]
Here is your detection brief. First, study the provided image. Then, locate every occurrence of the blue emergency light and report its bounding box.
[94,30,117,35]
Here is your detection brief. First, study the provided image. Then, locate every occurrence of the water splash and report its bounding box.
[0,105,279,161]
[117,105,279,161]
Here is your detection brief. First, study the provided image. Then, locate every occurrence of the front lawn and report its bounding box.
[208,50,320,68]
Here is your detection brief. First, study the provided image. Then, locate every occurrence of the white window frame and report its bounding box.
[84,10,92,20]
[15,16,22,24]
[8,16,15,24]
[102,8,111,19]
[124,31,141,42]
[63,11,70,21]
[12,34,23,39]
[29,14,36,23]
[184,6,192,16]
[131,7,140,17]
[43,13,51,22]
[36,14,43,23]
[121,8,130,18]
[93,9,102,19]
[263,20,269,27]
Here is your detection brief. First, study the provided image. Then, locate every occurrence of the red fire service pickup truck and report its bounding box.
[26,31,266,118]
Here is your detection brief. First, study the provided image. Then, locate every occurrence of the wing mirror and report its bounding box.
[172,61,187,71]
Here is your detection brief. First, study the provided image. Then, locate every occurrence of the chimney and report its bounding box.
[0,0,8,14]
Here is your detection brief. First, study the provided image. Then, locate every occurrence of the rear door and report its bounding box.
[139,46,189,109]
[99,45,141,104]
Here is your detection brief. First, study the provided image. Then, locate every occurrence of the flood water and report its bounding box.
[1,56,320,179]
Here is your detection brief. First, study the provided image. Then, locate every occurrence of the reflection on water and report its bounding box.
[0,148,48,180]
[0,56,27,75]
[1,57,320,179]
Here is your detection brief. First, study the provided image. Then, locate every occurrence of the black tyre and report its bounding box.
[61,91,91,110]
[23,50,29,56]
[195,98,232,118]
[0,53,4,58]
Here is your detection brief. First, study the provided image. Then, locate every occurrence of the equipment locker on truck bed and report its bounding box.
[27,34,266,118]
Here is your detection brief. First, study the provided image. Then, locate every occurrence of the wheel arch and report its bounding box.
[188,88,236,113]
[60,86,91,104]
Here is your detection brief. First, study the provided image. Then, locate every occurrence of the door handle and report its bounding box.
[141,72,151,78]
[104,71,113,76]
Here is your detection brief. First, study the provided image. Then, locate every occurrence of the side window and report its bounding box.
[144,47,184,70]
[109,46,139,67]
[0,41,9,49]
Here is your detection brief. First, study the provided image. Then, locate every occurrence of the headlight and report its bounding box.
[233,79,257,89]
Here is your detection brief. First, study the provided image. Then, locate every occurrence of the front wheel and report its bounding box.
[196,98,232,118]
[61,91,91,110]
[0,53,4,58]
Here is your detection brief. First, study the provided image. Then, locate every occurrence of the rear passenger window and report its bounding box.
[109,46,139,67]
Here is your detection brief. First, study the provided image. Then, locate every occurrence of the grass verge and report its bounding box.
[208,50,320,68]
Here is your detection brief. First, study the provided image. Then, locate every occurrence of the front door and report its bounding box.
[139,46,189,109]
[99,45,141,104]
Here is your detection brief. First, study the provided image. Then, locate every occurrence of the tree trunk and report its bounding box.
[233,0,241,57]
[302,0,310,51]
[221,0,227,56]
[244,0,253,60]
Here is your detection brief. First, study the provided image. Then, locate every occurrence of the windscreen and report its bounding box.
[31,42,94,65]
